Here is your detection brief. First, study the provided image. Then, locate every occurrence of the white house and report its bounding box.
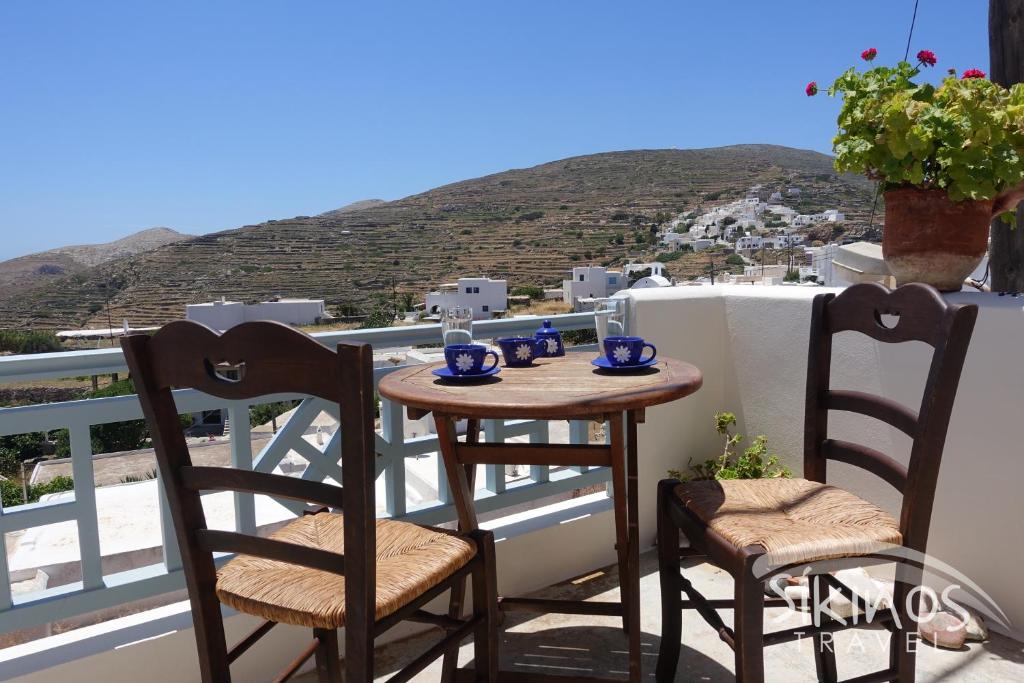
[762,234,803,250]
[692,238,716,252]
[630,274,672,289]
[735,235,763,251]
[823,209,845,222]
[562,266,624,305]
[185,297,331,330]
[623,261,667,278]
[425,277,507,319]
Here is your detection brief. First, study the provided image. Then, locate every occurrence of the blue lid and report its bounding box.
[535,319,559,337]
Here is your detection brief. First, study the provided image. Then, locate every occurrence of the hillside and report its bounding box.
[0,146,875,329]
[0,228,191,291]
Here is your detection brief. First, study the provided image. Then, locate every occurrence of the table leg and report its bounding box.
[440,418,481,683]
[625,411,642,683]
[609,412,641,682]
[608,413,630,634]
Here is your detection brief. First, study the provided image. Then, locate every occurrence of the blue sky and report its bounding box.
[0,1,989,259]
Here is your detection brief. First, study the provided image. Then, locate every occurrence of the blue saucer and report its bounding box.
[431,365,501,381]
[591,356,658,372]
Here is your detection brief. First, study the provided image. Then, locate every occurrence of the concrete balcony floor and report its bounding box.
[298,549,1024,682]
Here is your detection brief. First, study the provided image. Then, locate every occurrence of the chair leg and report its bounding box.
[441,576,469,682]
[889,580,917,682]
[470,532,500,682]
[656,480,683,683]
[314,627,342,683]
[809,576,838,683]
[734,568,764,683]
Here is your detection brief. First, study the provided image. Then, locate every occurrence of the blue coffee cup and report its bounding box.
[444,344,500,375]
[602,336,657,367]
[495,337,542,367]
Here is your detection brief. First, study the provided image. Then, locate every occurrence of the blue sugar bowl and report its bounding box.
[534,319,565,357]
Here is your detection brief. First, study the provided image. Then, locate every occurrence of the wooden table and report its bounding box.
[378,353,702,682]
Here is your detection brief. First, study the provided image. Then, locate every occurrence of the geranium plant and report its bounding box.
[809,49,1024,219]
[668,412,790,482]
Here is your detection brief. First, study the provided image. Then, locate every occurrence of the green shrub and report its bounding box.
[0,331,62,354]
[725,254,746,266]
[53,380,148,457]
[669,412,790,481]
[120,469,158,484]
[250,401,299,428]
[510,286,544,300]
[561,328,597,346]
[0,475,76,507]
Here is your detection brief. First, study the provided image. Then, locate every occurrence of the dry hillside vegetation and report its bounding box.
[0,146,874,329]
[0,227,190,291]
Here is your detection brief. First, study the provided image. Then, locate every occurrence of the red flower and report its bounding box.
[805,81,818,96]
[916,50,937,66]
[962,68,987,80]
[861,47,878,61]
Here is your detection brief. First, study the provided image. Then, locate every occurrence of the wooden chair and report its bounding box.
[122,320,499,683]
[655,283,978,683]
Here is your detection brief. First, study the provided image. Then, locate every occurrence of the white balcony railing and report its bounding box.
[0,313,607,638]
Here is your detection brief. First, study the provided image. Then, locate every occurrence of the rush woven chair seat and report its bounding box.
[656,283,978,683]
[122,320,499,683]
[216,515,477,629]
[672,478,902,566]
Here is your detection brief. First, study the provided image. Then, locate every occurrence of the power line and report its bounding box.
[904,0,921,62]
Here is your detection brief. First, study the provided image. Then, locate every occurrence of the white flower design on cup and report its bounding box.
[455,353,475,372]
[612,345,632,364]
[544,338,559,354]
[515,344,533,361]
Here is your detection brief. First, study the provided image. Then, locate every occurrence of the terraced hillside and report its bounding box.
[0,146,875,329]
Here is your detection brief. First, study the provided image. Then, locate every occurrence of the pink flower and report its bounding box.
[961,68,987,80]
[861,48,878,61]
[805,81,818,97]
[916,50,937,67]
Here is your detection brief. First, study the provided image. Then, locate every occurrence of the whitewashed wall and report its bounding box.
[625,284,1024,638]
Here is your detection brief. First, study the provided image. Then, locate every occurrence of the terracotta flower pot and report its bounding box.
[883,187,993,291]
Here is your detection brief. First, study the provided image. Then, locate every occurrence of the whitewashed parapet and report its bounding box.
[0,312,607,635]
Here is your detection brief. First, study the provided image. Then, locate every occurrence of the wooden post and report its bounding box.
[989,0,1024,291]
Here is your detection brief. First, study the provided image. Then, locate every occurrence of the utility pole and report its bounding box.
[709,255,716,285]
[990,0,1024,291]
[760,243,765,277]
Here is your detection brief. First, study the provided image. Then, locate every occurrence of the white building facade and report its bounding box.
[562,266,623,305]
[186,298,330,330]
[425,277,508,319]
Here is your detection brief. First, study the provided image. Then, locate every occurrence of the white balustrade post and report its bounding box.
[380,397,406,517]
[226,403,256,535]
[68,420,103,590]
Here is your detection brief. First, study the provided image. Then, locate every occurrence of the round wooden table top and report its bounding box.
[378,353,703,420]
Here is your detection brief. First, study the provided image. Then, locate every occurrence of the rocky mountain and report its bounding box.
[0,146,874,330]
[0,227,191,291]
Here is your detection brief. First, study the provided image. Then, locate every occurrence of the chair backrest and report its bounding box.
[803,283,978,552]
[121,320,376,677]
